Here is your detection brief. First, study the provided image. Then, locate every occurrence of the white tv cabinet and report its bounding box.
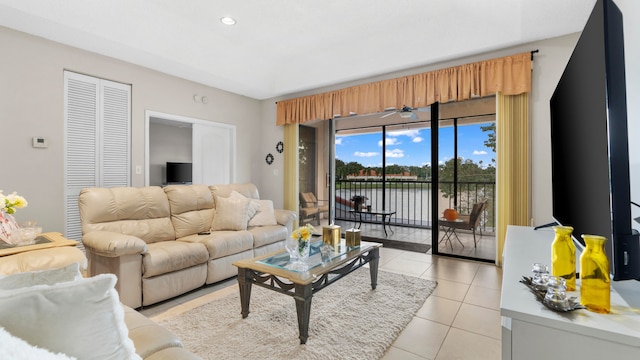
[500,225,640,359]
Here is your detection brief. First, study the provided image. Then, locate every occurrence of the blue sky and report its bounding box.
[335,123,494,168]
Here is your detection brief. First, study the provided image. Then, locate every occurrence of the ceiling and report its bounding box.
[0,0,596,100]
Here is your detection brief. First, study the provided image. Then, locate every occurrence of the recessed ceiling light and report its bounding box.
[220,16,236,26]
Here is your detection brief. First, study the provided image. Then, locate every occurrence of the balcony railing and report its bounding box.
[334,179,495,234]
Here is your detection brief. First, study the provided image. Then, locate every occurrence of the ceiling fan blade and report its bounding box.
[411,112,419,120]
[380,111,396,118]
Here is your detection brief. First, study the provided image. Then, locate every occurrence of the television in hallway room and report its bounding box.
[166,162,192,184]
[549,0,640,281]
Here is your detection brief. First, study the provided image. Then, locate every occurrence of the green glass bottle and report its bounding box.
[551,226,576,291]
[580,234,610,313]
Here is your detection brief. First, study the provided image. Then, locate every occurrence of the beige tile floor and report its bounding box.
[140,246,503,360]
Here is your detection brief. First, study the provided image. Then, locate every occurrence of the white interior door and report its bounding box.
[64,71,130,241]
[192,122,236,185]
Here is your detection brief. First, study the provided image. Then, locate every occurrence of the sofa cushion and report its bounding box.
[210,183,260,201]
[164,185,214,238]
[142,241,208,278]
[179,231,253,260]
[0,273,141,360]
[123,305,184,359]
[249,225,288,248]
[145,346,204,360]
[248,199,278,227]
[230,190,261,218]
[79,186,175,244]
[211,195,252,231]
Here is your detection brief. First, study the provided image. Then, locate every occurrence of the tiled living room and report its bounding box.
[2,1,640,359]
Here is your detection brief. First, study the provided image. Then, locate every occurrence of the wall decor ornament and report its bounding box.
[265,153,274,165]
[276,141,284,153]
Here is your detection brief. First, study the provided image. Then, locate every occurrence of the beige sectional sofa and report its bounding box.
[79,183,295,309]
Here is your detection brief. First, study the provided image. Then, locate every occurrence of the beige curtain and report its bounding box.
[276,52,531,125]
[283,124,300,228]
[496,92,531,266]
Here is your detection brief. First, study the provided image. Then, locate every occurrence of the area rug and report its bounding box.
[161,267,437,360]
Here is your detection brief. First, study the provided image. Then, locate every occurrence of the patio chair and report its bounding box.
[448,200,488,247]
[299,192,329,225]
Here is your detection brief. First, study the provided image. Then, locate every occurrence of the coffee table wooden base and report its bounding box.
[236,247,380,344]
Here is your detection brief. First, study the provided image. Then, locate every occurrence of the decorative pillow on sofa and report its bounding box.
[229,190,260,218]
[0,326,77,360]
[0,273,141,360]
[248,199,278,227]
[211,195,252,231]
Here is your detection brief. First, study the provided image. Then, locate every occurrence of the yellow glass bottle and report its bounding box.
[580,234,610,313]
[551,226,576,291]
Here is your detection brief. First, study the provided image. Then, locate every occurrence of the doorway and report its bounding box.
[144,111,236,186]
[300,97,496,262]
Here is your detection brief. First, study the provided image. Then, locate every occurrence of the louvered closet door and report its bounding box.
[64,71,130,241]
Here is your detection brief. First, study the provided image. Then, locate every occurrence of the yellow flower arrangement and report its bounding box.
[291,224,315,255]
[0,190,28,215]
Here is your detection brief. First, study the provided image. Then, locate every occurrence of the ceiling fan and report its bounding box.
[380,105,430,120]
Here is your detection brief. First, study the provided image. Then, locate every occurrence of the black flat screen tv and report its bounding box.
[550,0,640,281]
[166,162,192,184]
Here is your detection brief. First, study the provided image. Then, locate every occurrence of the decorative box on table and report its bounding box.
[322,225,340,246]
[345,228,361,247]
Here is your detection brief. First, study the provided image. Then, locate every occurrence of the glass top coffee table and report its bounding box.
[233,239,382,344]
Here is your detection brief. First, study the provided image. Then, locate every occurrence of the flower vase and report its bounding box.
[285,236,300,262]
[0,211,20,244]
[551,225,576,291]
[580,234,610,313]
[291,239,310,271]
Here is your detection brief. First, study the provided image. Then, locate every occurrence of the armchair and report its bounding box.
[439,200,488,248]
[454,200,488,246]
[299,192,329,225]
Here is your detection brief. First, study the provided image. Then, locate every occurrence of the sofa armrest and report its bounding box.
[274,209,296,233]
[83,231,148,257]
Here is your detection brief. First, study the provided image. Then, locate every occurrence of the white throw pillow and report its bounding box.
[229,190,260,218]
[248,199,278,227]
[0,326,77,360]
[0,274,141,360]
[0,263,81,290]
[211,195,251,231]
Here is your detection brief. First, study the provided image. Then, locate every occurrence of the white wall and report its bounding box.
[0,26,261,234]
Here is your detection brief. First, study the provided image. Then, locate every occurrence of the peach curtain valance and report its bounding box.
[276,52,531,125]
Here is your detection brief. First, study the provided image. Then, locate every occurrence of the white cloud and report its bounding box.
[378,138,400,147]
[385,149,404,158]
[473,150,488,155]
[412,137,423,143]
[388,129,420,138]
[335,138,343,145]
[354,151,378,157]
